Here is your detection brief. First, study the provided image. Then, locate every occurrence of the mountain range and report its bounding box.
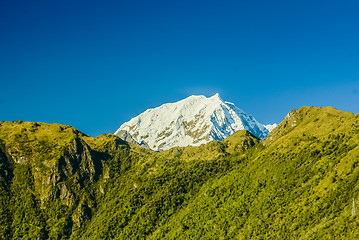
[115,94,275,151]
[0,106,358,239]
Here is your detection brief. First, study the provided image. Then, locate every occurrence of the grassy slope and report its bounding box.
[150,107,359,239]
[0,106,358,239]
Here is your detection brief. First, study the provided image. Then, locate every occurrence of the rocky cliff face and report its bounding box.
[0,121,125,239]
[44,137,104,207]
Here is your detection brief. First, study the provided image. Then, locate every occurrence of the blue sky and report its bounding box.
[1,0,358,137]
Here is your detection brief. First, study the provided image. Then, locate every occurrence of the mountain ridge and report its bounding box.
[0,106,358,239]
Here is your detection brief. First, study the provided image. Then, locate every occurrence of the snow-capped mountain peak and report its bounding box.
[264,123,278,132]
[115,94,273,151]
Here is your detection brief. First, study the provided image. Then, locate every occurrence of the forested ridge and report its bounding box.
[0,106,359,239]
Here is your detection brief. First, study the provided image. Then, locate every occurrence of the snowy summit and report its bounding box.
[115,94,274,151]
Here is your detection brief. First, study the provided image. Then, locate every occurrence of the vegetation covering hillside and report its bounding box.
[0,106,358,239]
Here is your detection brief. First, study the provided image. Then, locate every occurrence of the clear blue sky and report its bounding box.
[1,0,358,137]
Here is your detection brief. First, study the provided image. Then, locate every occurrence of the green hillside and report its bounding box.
[0,106,358,239]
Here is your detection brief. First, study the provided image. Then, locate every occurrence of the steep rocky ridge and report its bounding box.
[0,121,129,238]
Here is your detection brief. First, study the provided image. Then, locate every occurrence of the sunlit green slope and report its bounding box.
[0,106,358,239]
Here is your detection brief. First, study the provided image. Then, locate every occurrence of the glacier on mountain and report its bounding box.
[115,94,274,151]
[264,123,278,132]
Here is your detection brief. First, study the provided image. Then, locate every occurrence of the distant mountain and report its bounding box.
[115,94,273,151]
[264,123,278,132]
